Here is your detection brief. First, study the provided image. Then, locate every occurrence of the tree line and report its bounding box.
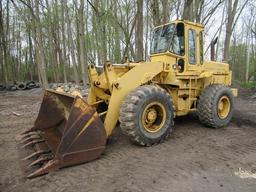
[0,0,255,88]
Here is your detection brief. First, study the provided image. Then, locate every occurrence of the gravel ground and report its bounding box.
[0,88,256,192]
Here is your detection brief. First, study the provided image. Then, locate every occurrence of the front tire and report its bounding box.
[119,85,174,146]
[197,84,234,128]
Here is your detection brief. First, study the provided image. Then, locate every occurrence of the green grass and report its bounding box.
[239,81,256,88]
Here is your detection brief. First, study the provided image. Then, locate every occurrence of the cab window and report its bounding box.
[199,31,204,64]
[170,23,185,55]
[188,29,197,64]
[150,24,175,54]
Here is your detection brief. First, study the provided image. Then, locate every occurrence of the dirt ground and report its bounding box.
[0,87,256,192]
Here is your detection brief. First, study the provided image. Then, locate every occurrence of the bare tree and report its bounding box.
[66,1,80,84]
[223,0,249,61]
[135,0,143,61]
[34,0,48,88]
[1,0,253,86]
[151,0,161,26]
[78,0,88,85]
[161,0,170,23]
[183,0,193,21]
[0,0,9,84]
[223,0,239,61]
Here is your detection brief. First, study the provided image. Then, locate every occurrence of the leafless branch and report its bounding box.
[202,0,224,25]
[231,0,250,32]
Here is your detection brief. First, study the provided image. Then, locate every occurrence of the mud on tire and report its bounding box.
[119,85,174,146]
[197,84,234,128]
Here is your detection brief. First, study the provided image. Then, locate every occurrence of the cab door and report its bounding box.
[186,27,202,73]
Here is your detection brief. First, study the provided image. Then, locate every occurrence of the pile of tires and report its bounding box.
[0,81,40,92]
[17,81,40,90]
[7,85,17,91]
[26,81,40,89]
[17,82,26,90]
[0,85,6,91]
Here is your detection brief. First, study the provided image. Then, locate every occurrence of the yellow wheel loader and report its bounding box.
[17,20,238,178]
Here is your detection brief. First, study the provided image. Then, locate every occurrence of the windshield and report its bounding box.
[150,24,175,54]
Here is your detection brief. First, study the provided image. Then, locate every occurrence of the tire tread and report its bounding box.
[119,85,174,146]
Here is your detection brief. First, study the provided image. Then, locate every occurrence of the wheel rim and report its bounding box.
[217,96,231,119]
[142,102,167,133]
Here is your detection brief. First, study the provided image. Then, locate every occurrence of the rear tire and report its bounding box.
[119,85,174,146]
[197,84,234,128]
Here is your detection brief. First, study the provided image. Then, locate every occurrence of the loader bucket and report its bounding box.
[16,89,107,178]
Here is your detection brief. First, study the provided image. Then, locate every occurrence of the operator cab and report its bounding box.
[150,20,204,73]
[150,23,185,56]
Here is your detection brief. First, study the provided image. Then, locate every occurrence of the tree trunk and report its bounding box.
[113,2,121,63]
[27,15,34,81]
[183,0,193,21]
[216,0,226,60]
[61,0,68,83]
[223,0,238,62]
[151,0,161,26]
[145,0,149,60]
[66,2,79,84]
[135,0,143,61]
[0,0,8,84]
[78,0,88,85]
[161,0,170,23]
[35,0,48,88]
[45,0,58,82]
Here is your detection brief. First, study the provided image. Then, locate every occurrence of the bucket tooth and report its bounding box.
[27,154,53,168]
[21,134,41,144]
[21,139,45,148]
[27,167,48,179]
[27,170,44,179]
[26,159,59,179]
[20,131,41,140]
[22,149,51,161]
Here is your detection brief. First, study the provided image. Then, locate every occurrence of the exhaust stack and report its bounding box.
[210,37,218,61]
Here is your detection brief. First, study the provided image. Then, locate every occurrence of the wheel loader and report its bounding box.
[17,20,238,178]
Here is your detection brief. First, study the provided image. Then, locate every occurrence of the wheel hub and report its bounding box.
[218,96,230,119]
[142,102,167,133]
[146,109,157,123]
